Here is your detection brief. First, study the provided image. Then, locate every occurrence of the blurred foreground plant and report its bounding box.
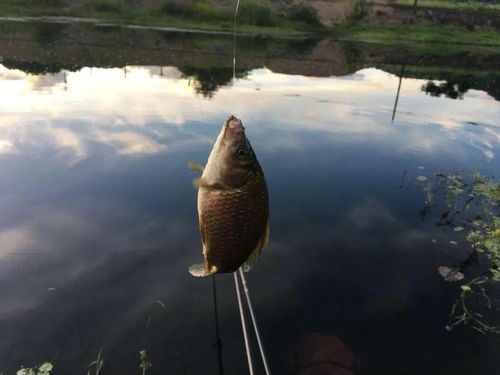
[139,350,152,375]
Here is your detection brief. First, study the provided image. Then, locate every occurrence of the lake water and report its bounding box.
[0,20,499,375]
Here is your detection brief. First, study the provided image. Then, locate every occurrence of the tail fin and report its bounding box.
[188,263,217,277]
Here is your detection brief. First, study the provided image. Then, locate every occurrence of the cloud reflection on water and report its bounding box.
[0,64,498,166]
[0,63,498,309]
[0,61,499,374]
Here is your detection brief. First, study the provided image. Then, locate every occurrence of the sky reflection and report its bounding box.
[0,61,499,374]
[0,64,498,166]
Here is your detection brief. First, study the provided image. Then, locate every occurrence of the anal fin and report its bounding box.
[188,263,218,277]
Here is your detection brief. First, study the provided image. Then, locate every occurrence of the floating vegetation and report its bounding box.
[446,276,500,334]
[87,349,104,375]
[17,362,53,375]
[139,350,152,375]
[13,350,156,374]
[416,170,500,334]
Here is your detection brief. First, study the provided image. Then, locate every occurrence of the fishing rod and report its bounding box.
[238,269,272,375]
[213,271,272,375]
[234,272,255,375]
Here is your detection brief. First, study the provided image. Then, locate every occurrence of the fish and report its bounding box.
[188,116,269,277]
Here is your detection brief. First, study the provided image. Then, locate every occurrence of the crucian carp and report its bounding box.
[188,116,269,277]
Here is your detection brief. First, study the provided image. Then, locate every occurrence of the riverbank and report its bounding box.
[1,0,500,44]
[334,23,500,48]
[0,0,322,36]
[393,0,500,12]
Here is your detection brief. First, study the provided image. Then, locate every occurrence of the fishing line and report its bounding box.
[233,0,241,81]
[212,275,225,375]
[234,272,255,375]
[239,268,272,375]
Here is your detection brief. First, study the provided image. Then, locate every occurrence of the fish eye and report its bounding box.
[237,148,251,160]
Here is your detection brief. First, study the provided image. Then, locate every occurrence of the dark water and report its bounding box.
[0,20,499,375]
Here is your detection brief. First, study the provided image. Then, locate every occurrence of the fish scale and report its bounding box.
[202,181,267,272]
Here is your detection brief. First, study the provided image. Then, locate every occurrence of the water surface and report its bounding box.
[0,20,499,375]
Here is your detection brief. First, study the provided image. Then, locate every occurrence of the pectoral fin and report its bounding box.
[192,177,211,189]
[193,177,226,190]
[188,161,205,173]
[243,219,270,272]
[190,160,206,188]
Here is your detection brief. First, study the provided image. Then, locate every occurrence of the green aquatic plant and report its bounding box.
[17,362,53,375]
[446,276,500,334]
[13,349,155,374]
[87,348,104,375]
[139,350,152,375]
[416,170,500,333]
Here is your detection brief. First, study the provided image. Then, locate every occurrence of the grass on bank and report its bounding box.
[0,0,323,36]
[1,0,500,42]
[333,23,500,47]
[393,0,500,12]
[0,0,65,16]
[76,0,322,33]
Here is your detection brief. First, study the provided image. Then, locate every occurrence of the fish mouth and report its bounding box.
[224,115,245,139]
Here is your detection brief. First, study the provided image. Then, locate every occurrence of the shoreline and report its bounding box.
[1,2,500,48]
[1,15,500,49]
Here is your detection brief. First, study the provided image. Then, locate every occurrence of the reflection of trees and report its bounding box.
[244,36,319,59]
[159,31,319,59]
[1,60,81,75]
[3,59,248,97]
[33,21,67,45]
[384,65,500,102]
[178,66,248,98]
[421,80,471,99]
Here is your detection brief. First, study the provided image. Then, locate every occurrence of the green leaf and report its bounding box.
[417,176,427,182]
[454,226,465,232]
[38,363,53,374]
[450,241,458,245]
[461,285,471,291]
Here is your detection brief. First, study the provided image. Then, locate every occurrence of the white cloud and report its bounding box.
[94,129,167,155]
[0,139,16,154]
[50,127,87,162]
